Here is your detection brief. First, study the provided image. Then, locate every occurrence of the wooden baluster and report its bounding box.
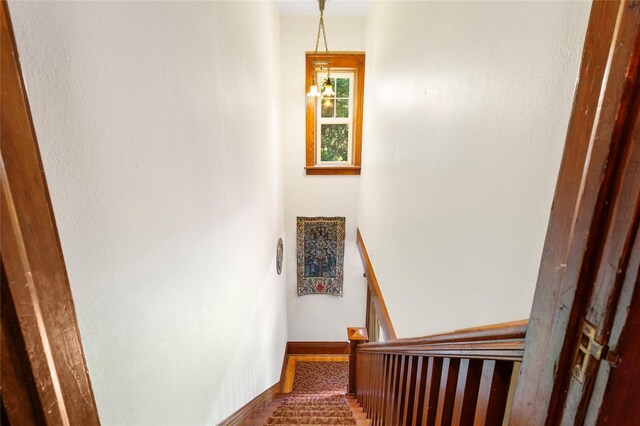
[356,353,368,408]
[473,360,514,425]
[403,355,419,425]
[367,353,374,418]
[364,354,373,416]
[395,354,405,425]
[370,354,376,424]
[374,354,384,426]
[452,359,483,425]
[356,355,360,400]
[380,354,389,425]
[385,354,394,425]
[378,355,386,425]
[365,354,370,407]
[372,354,377,417]
[395,355,408,425]
[422,357,443,426]
[411,357,427,426]
[379,353,390,426]
[373,355,380,426]
[370,354,376,425]
[364,354,368,405]
[357,354,363,402]
[435,357,460,425]
[387,354,399,425]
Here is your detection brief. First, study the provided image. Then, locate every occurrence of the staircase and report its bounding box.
[254,361,370,425]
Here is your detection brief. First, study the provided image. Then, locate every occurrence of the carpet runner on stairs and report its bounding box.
[259,361,369,426]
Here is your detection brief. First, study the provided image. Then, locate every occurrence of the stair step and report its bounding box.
[272,411,353,417]
[256,361,370,426]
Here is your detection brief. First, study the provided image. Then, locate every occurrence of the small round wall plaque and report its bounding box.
[276,238,284,275]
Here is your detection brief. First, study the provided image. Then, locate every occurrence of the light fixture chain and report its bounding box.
[307,0,333,97]
[320,15,330,79]
[313,13,322,85]
[314,13,322,63]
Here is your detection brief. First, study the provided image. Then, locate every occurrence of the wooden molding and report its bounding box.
[286,341,351,355]
[304,165,361,176]
[217,382,280,426]
[347,328,369,394]
[305,53,365,175]
[356,228,397,340]
[1,4,100,425]
[357,320,528,362]
[347,327,368,342]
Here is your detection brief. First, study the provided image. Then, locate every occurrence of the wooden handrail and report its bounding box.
[354,320,528,425]
[355,232,529,423]
[357,229,397,340]
[357,320,527,362]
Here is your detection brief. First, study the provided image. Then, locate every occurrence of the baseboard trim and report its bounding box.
[287,341,350,355]
[217,381,280,426]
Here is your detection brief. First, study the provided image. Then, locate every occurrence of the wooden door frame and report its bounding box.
[1,3,100,424]
[510,0,640,424]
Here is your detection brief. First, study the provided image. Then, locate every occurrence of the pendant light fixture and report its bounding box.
[307,0,336,99]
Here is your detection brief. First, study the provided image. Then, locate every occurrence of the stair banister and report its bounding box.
[352,320,527,425]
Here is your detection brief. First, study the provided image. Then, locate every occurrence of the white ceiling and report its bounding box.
[275,0,371,16]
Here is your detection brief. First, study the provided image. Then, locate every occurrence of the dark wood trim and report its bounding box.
[286,341,351,355]
[356,228,397,340]
[596,236,640,423]
[1,263,46,425]
[357,320,528,362]
[348,328,368,394]
[1,3,100,425]
[304,165,361,175]
[278,347,288,392]
[305,53,365,175]
[354,321,526,425]
[510,1,640,423]
[360,320,528,347]
[216,382,280,426]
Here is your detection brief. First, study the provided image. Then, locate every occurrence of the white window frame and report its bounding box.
[315,70,355,165]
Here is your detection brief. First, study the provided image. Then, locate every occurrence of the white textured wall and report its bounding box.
[358,1,591,338]
[281,16,368,341]
[8,2,286,424]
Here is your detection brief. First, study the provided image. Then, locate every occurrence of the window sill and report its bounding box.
[305,165,361,176]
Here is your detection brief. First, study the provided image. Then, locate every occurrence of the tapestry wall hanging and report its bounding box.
[297,217,346,296]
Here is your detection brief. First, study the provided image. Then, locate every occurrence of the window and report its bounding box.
[305,53,365,175]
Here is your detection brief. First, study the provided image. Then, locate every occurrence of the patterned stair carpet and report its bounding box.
[265,361,368,425]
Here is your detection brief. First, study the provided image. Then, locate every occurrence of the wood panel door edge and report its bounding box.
[1,3,100,424]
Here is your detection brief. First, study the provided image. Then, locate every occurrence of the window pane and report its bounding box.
[320,124,349,162]
[336,99,349,118]
[336,78,349,97]
[321,98,335,118]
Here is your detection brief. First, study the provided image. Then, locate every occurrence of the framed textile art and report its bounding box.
[297,217,346,296]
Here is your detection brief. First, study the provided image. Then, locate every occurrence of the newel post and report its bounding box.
[347,327,368,395]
